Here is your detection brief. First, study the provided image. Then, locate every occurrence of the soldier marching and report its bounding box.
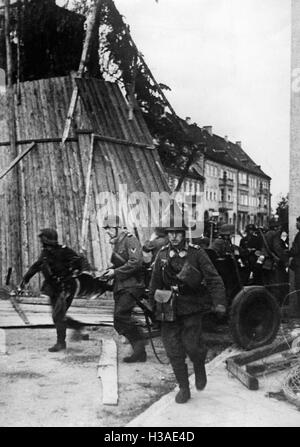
[15,215,296,405]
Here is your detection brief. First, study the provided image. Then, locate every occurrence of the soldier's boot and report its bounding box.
[49,325,66,352]
[48,341,66,352]
[173,364,191,404]
[194,350,208,391]
[123,340,147,363]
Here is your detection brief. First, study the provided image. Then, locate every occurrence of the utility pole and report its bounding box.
[4,0,22,283]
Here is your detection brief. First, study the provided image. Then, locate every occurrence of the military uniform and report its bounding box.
[109,229,146,361]
[149,240,226,401]
[22,243,84,350]
[239,232,262,284]
[142,233,169,287]
[290,230,300,311]
[261,229,282,285]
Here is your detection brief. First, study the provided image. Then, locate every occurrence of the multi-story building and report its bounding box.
[202,126,271,233]
[160,123,271,236]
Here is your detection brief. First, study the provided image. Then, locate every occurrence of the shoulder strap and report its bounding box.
[258,229,279,261]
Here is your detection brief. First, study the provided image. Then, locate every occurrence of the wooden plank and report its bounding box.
[0,143,36,180]
[0,319,26,328]
[80,134,95,253]
[17,296,114,308]
[9,295,30,325]
[61,0,103,145]
[97,338,118,405]
[246,356,300,376]
[0,138,78,147]
[226,358,259,390]
[230,336,295,366]
[94,133,154,150]
[0,329,7,354]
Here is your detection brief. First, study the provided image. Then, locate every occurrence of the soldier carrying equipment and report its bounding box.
[102,215,147,363]
[19,229,86,352]
[149,219,227,404]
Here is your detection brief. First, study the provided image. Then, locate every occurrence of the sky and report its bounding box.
[112,0,291,211]
[3,0,291,210]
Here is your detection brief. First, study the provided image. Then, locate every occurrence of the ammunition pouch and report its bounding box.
[154,289,177,322]
[176,261,203,290]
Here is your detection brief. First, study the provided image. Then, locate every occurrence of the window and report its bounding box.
[240,193,249,206]
[214,192,216,201]
[262,181,268,190]
[239,172,247,185]
[210,191,212,201]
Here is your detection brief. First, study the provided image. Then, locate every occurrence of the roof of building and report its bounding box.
[177,120,271,180]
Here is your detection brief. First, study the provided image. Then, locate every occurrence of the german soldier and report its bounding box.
[102,215,147,362]
[149,220,226,404]
[19,229,85,352]
[239,224,262,284]
[142,227,168,287]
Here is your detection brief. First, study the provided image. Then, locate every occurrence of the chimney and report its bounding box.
[236,141,242,147]
[203,126,213,136]
[185,117,192,125]
[224,135,229,142]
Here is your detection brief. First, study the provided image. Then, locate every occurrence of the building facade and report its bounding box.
[201,128,271,234]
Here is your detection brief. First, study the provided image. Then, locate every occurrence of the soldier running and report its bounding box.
[149,218,226,404]
[19,229,85,352]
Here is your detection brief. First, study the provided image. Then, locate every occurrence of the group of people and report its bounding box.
[19,215,227,405]
[201,217,300,309]
[18,214,300,405]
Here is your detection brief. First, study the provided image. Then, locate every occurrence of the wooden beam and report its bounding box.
[0,329,7,355]
[229,336,294,366]
[226,358,259,390]
[9,294,30,325]
[80,134,95,253]
[61,0,103,146]
[97,339,118,405]
[76,130,155,149]
[246,354,300,376]
[0,142,36,180]
[94,133,155,150]
[4,0,23,280]
[225,336,296,390]
[0,137,78,147]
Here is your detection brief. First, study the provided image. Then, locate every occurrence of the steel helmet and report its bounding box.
[39,228,58,246]
[219,224,235,236]
[245,224,256,232]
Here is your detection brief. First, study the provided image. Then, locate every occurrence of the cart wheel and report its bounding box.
[229,286,280,350]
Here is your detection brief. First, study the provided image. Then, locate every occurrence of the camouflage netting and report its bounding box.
[0,0,87,82]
